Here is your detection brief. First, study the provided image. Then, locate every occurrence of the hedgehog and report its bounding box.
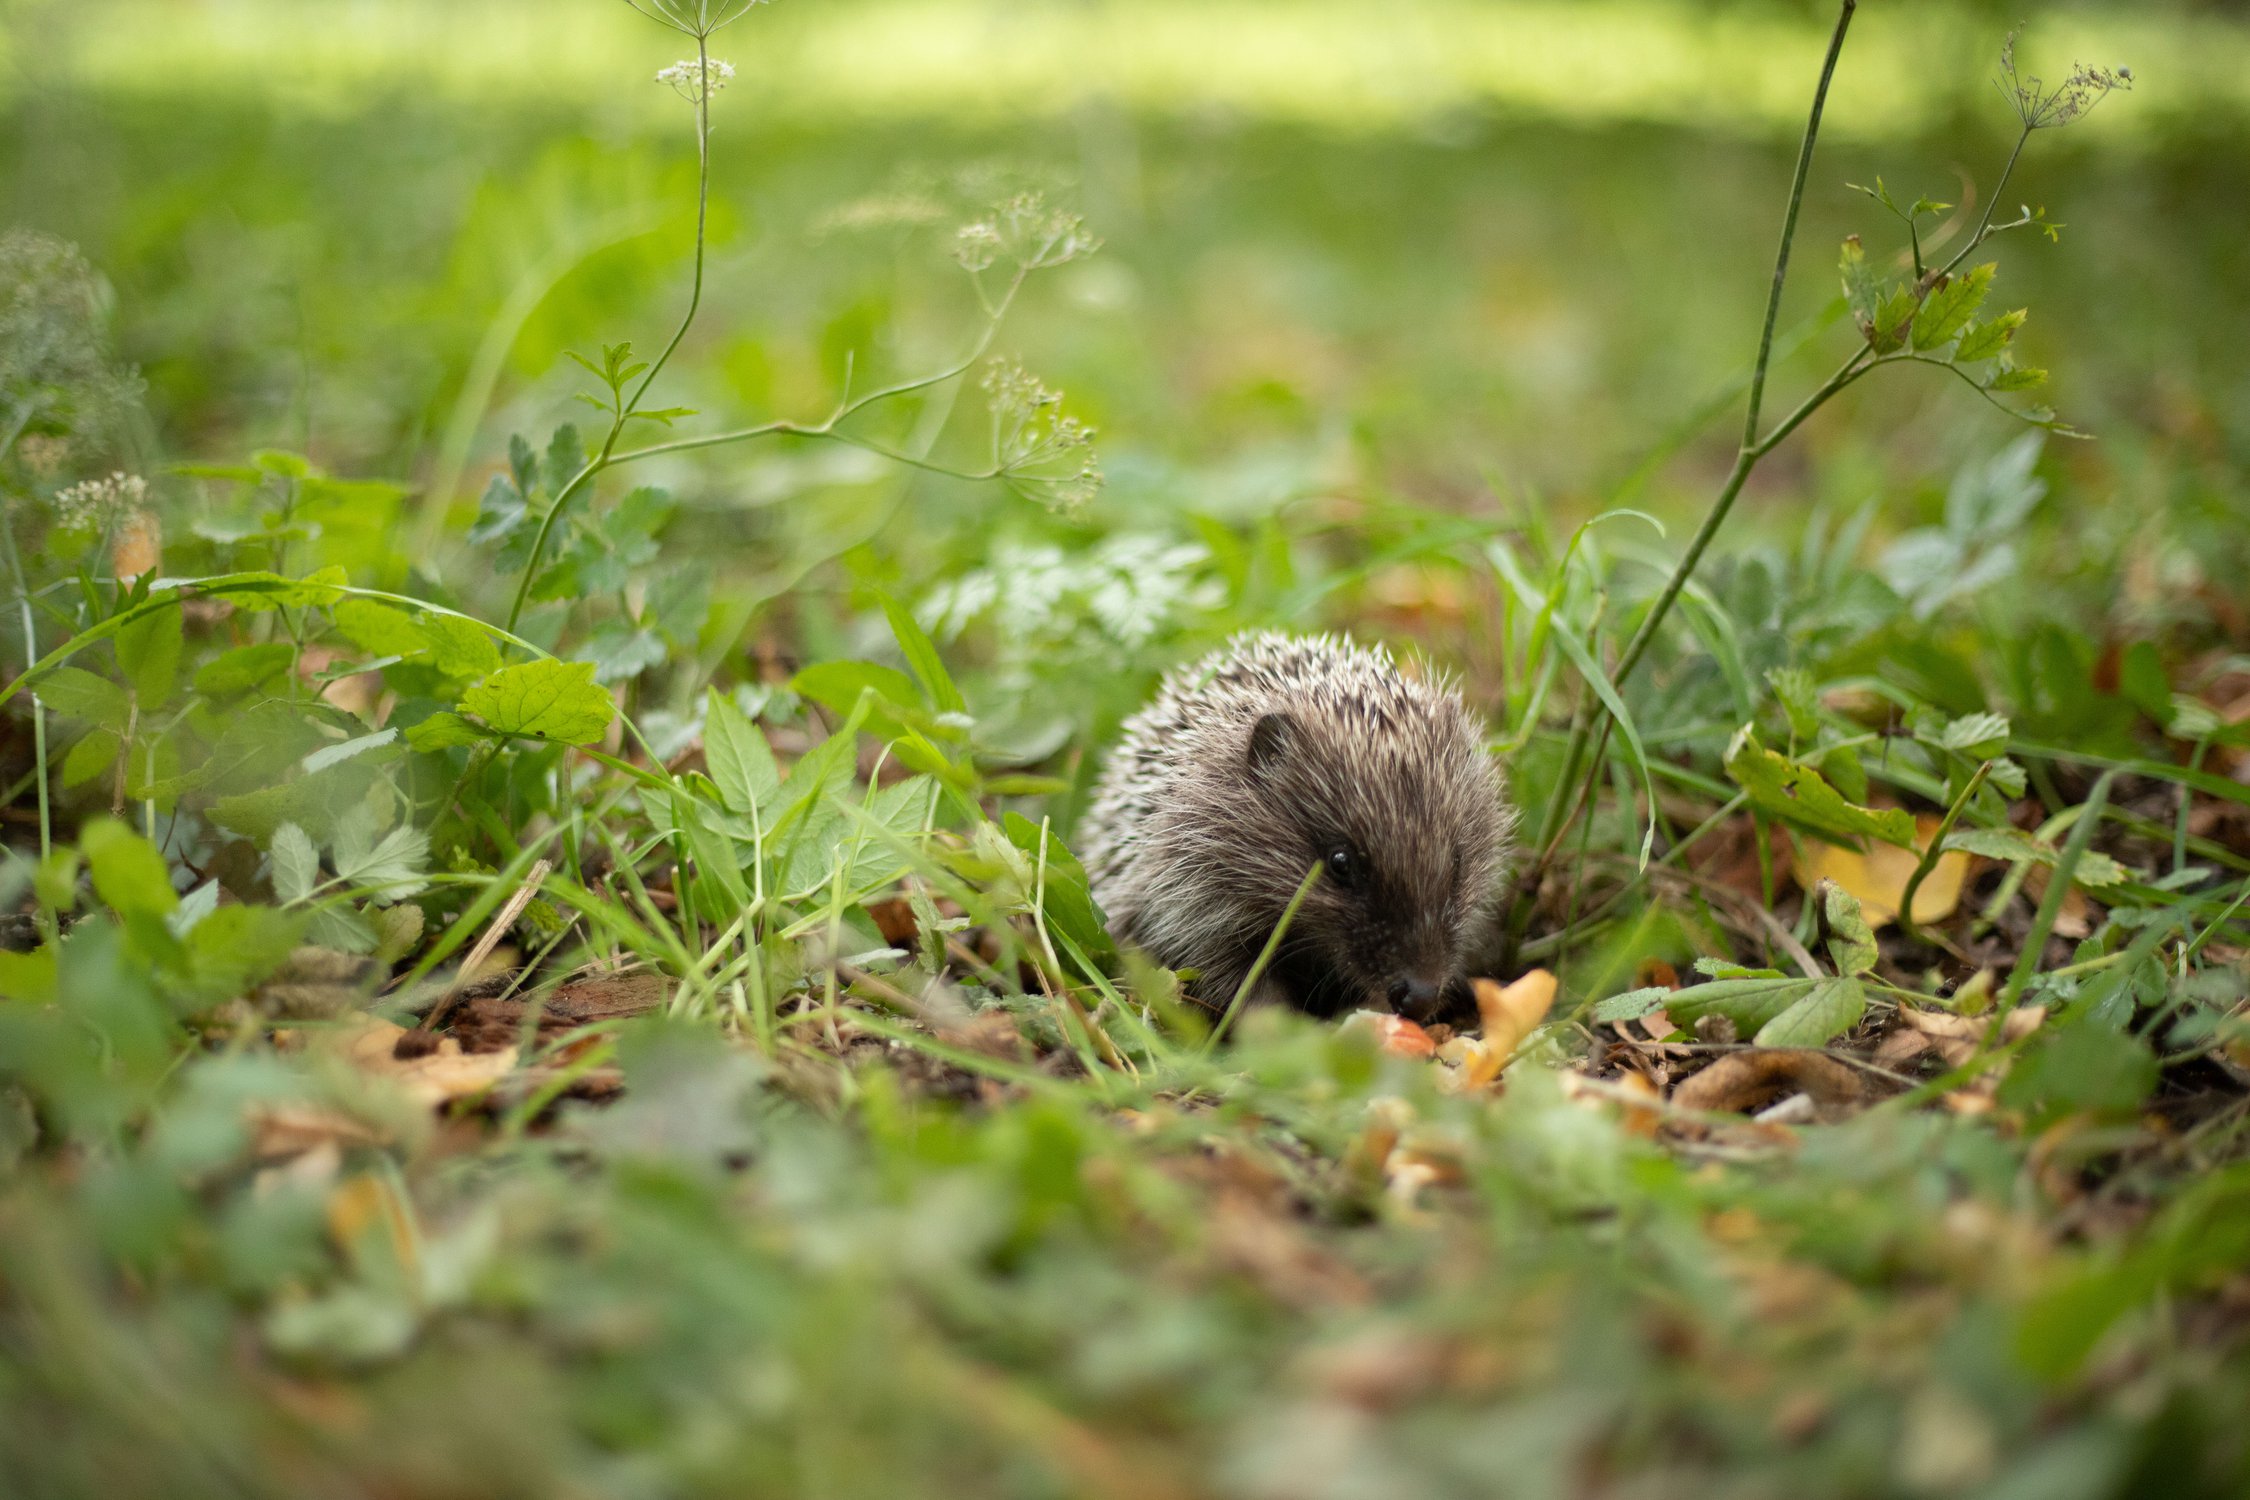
[1078,631,1516,1022]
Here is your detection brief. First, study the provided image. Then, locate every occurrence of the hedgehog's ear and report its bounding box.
[1247,712,1294,775]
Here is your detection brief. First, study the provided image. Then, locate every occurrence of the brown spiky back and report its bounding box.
[1079,632,1515,1014]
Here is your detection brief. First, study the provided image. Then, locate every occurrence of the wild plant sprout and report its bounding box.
[492,0,1103,632]
[1504,12,2134,952]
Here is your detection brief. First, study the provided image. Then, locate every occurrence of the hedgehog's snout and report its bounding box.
[1387,974,1448,1023]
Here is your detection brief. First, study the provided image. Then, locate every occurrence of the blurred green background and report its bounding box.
[4,0,2246,675]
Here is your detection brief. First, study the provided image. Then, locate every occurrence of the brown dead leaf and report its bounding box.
[334,1019,519,1109]
[1613,1070,1663,1138]
[1794,814,1968,928]
[1672,1049,1867,1119]
[449,971,669,1054]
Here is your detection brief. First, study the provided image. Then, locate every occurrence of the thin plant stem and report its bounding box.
[1502,1,1858,964]
[1997,770,2114,1017]
[1203,862,1322,1053]
[1897,759,1990,943]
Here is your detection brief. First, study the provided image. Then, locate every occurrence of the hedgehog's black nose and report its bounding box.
[1388,976,1445,1021]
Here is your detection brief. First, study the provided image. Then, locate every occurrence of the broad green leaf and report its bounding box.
[1869,288,1919,353]
[703,689,782,818]
[36,667,129,729]
[179,905,307,1008]
[332,598,430,659]
[208,759,382,844]
[404,712,491,751]
[1992,366,2048,392]
[329,804,428,900]
[1003,812,1115,966]
[461,660,615,746]
[790,660,924,729]
[1724,727,1918,848]
[82,818,178,918]
[1821,743,1869,803]
[195,642,295,699]
[115,600,183,706]
[1911,262,1995,351]
[62,728,121,788]
[1755,976,1866,1047]
[670,791,750,912]
[1943,826,2128,887]
[1819,882,1878,976]
[1955,309,2026,363]
[1662,975,1821,1036]
[270,823,321,904]
[418,615,501,680]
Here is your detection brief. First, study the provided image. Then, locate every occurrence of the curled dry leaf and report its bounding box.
[1672,1049,1868,1120]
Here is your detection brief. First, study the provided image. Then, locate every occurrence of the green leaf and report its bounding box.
[1724,726,1918,848]
[791,660,923,726]
[1992,366,2048,392]
[332,598,430,659]
[545,425,587,495]
[1754,976,1866,1047]
[1003,812,1114,967]
[270,823,321,904]
[179,905,308,1008]
[1911,262,1994,351]
[1943,826,2128,887]
[62,728,121,789]
[1663,976,1821,1036]
[1938,711,2012,759]
[115,600,184,706]
[460,660,615,746]
[880,593,968,715]
[1818,882,1878,976]
[1591,987,1670,1023]
[208,759,382,845]
[195,642,296,700]
[35,666,130,730]
[418,615,502,681]
[704,689,782,819]
[1869,288,1919,353]
[1955,309,2026,363]
[81,818,179,919]
[302,729,399,776]
[206,566,348,612]
[1839,236,1882,326]
[404,711,491,752]
[1765,666,1819,742]
[670,791,750,913]
[1820,743,1869,804]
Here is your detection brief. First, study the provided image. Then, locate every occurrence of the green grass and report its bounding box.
[2,1,2249,1496]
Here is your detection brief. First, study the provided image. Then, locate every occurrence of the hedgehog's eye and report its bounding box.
[1324,844,1366,890]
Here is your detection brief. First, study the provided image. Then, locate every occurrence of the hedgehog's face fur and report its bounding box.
[1230,702,1513,1021]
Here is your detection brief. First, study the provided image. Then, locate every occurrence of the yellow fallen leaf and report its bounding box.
[1473,969,1558,1061]
[1794,814,1968,928]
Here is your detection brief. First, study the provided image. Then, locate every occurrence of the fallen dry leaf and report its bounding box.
[1672,1049,1867,1119]
[1473,969,1558,1060]
[333,1019,519,1109]
[1434,1035,1501,1093]
[1794,814,1968,928]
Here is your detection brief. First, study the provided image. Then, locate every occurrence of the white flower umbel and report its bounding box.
[656,57,736,104]
[50,471,148,530]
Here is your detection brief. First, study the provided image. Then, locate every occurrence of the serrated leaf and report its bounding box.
[704,689,782,819]
[1870,288,1919,353]
[1754,975,1866,1047]
[35,666,130,729]
[1955,309,2026,363]
[460,660,615,746]
[545,424,587,496]
[333,598,430,659]
[1991,366,2049,392]
[1911,262,1995,351]
[1986,757,2029,798]
[1942,826,2128,887]
[418,615,502,680]
[270,823,321,904]
[1724,726,1918,848]
[1592,987,1671,1023]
